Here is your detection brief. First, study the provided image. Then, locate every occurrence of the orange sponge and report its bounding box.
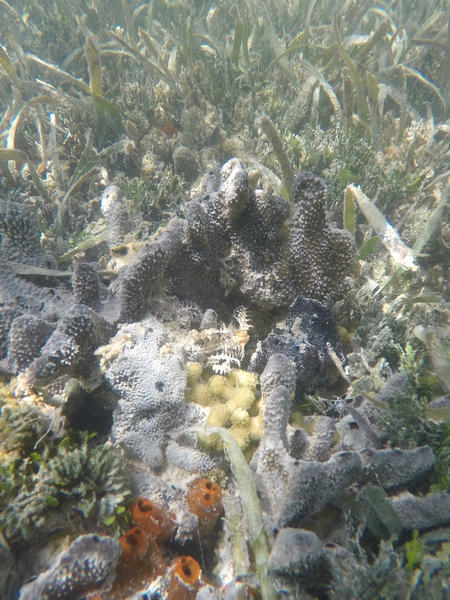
[186,478,223,532]
[167,556,202,600]
[131,496,177,542]
[118,527,149,563]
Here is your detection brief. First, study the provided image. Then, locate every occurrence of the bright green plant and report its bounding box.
[405,530,425,575]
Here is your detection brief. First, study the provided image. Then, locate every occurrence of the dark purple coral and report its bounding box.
[116,158,356,322]
[0,200,55,268]
[0,159,355,386]
[288,172,355,303]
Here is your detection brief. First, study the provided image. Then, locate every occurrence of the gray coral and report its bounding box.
[251,354,438,535]
[288,172,355,302]
[100,185,132,249]
[268,528,330,580]
[251,354,362,529]
[390,490,450,531]
[25,304,114,386]
[6,314,54,371]
[0,201,55,268]
[249,296,344,390]
[104,317,208,470]
[71,262,100,308]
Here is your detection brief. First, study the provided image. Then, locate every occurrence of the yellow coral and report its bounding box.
[248,414,263,442]
[187,383,210,406]
[186,362,203,386]
[226,387,255,412]
[185,366,261,455]
[230,407,250,427]
[207,404,231,428]
[208,374,231,399]
[228,425,250,449]
[228,369,257,390]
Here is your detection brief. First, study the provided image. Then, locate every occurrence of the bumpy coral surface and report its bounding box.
[102,317,209,471]
[0,201,56,268]
[288,172,355,302]
[116,158,356,322]
[25,304,115,386]
[251,354,438,534]
[2,158,447,600]
[1,159,355,388]
[249,296,344,391]
[18,534,120,600]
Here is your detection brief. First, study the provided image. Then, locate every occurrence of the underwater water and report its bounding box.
[0,1,449,599]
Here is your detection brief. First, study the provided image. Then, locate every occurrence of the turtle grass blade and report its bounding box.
[412,187,448,254]
[86,37,125,139]
[57,230,107,264]
[300,56,342,119]
[305,0,319,43]
[138,28,159,60]
[358,236,380,260]
[232,15,244,68]
[0,0,21,21]
[0,45,20,88]
[54,165,101,236]
[263,31,306,79]
[410,38,449,53]
[86,36,106,142]
[241,14,250,66]
[401,65,446,115]
[332,11,369,123]
[346,184,417,271]
[192,425,276,600]
[344,185,356,236]
[25,53,91,94]
[6,95,62,153]
[355,21,391,59]
[108,30,176,88]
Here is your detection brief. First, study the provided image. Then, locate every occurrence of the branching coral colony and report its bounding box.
[0,0,449,597]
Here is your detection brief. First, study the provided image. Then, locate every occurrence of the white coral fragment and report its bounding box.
[346,184,418,271]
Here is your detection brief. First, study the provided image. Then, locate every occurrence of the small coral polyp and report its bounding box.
[168,556,202,600]
[131,496,177,542]
[187,477,223,532]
